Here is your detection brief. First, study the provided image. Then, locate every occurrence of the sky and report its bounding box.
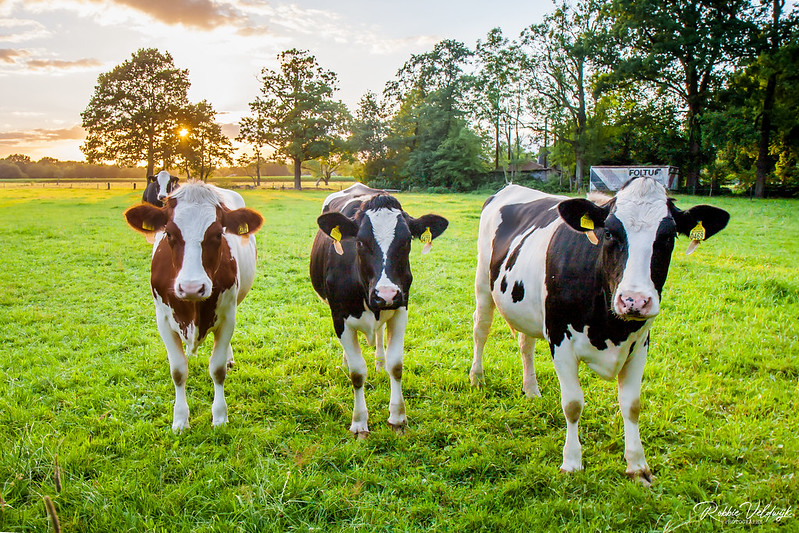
[0,0,553,162]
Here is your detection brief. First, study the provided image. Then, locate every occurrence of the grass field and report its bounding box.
[0,186,796,532]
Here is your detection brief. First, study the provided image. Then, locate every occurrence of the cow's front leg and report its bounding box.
[553,347,583,472]
[471,282,495,387]
[340,325,369,438]
[209,323,235,427]
[156,312,190,432]
[618,341,653,486]
[375,324,386,372]
[519,333,541,398]
[385,308,408,433]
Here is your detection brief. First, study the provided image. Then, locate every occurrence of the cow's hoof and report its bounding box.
[559,463,583,474]
[226,358,235,370]
[469,371,484,387]
[627,469,654,487]
[350,422,369,439]
[212,416,228,427]
[172,421,190,433]
[522,386,541,399]
[388,421,407,435]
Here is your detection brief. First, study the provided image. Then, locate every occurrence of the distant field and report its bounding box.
[0,176,357,191]
[0,186,796,531]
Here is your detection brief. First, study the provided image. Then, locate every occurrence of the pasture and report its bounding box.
[0,186,796,532]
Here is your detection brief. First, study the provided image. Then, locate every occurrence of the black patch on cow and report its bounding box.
[511,280,525,303]
[482,194,496,210]
[500,276,508,293]
[142,181,163,206]
[544,223,647,351]
[489,199,561,290]
[650,216,677,294]
[628,341,637,357]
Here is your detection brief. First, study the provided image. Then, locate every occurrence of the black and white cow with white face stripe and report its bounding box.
[310,183,448,438]
[471,177,729,485]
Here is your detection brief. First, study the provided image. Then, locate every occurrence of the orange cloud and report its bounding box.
[0,125,85,145]
[26,57,103,70]
[0,49,30,64]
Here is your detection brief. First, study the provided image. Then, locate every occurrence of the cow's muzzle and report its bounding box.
[614,292,658,320]
[371,285,404,309]
[176,280,212,301]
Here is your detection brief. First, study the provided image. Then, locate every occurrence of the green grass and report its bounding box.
[0,187,796,532]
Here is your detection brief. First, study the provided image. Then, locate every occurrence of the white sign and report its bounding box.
[589,166,678,192]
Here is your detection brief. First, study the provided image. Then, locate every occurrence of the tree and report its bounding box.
[522,1,604,191]
[244,49,349,190]
[350,91,391,180]
[601,0,757,192]
[81,48,190,177]
[175,100,233,181]
[237,105,270,186]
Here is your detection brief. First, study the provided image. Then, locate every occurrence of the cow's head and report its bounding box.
[148,171,180,203]
[558,177,729,321]
[317,194,448,310]
[125,181,263,301]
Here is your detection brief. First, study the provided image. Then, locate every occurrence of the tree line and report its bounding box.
[73,0,798,197]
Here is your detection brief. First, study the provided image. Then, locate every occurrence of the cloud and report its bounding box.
[0,48,103,72]
[0,124,85,145]
[0,48,29,63]
[0,17,50,42]
[112,0,245,30]
[26,57,103,70]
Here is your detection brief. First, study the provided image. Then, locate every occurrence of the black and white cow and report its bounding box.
[471,177,729,484]
[143,170,180,206]
[310,183,448,437]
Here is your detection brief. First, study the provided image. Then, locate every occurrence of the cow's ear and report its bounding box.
[558,198,610,232]
[222,208,263,236]
[669,201,730,241]
[124,203,168,238]
[317,212,358,240]
[170,176,180,187]
[407,214,449,240]
[147,175,156,184]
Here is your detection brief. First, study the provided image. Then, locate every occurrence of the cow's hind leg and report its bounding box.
[340,326,369,438]
[553,346,584,472]
[209,325,235,427]
[618,341,653,486]
[519,333,541,398]
[471,281,495,387]
[156,313,190,432]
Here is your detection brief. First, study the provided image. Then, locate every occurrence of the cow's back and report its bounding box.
[477,185,568,339]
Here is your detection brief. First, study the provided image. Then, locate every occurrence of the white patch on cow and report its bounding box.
[612,179,669,316]
[366,207,403,293]
[321,183,374,213]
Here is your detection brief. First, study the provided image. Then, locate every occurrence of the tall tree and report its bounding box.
[245,49,349,190]
[522,0,603,191]
[236,105,269,186]
[350,91,391,179]
[175,100,233,181]
[602,0,756,192]
[81,48,190,177]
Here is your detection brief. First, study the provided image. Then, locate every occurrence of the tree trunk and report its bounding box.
[293,158,302,190]
[755,0,783,199]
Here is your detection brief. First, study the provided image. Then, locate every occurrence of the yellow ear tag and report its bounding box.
[420,227,433,255]
[142,221,154,231]
[238,222,249,235]
[330,225,344,255]
[689,221,706,241]
[580,213,594,230]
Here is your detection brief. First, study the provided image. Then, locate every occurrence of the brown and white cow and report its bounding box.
[310,183,448,437]
[125,181,263,431]
[471,177,729,484]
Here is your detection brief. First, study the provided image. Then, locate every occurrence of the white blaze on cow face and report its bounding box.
[611,179,670,319]
[171,190,221,301]
[156,171,173,201]
[364,207,404,306]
